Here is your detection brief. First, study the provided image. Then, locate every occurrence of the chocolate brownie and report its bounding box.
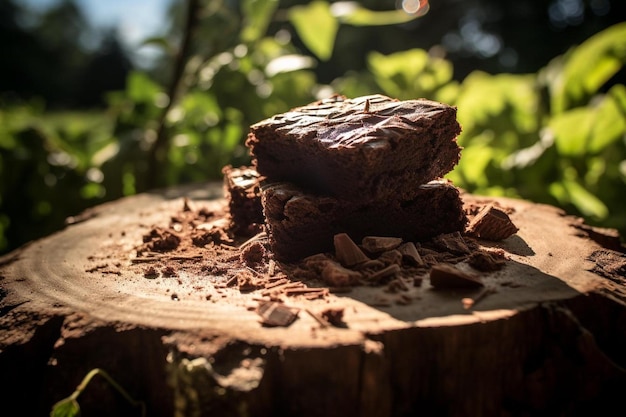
[261,180,467,262]
[246,94,462,202]
[222,165,265,236]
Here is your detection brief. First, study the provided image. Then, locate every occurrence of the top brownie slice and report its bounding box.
[246,94,462,202]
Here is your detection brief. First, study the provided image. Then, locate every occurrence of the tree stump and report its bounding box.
[1,182,625,417]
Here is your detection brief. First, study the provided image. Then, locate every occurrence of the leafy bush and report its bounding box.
[1,1,624,255]
[338,22,626,234]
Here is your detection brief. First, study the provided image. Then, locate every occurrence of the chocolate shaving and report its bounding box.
[365,264,401,284]
[306,309,330,327]
[256,301,300,327]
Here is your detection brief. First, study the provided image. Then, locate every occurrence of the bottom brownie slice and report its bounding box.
[261,180,468,262]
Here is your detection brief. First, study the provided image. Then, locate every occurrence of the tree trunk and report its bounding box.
[1,182,625,417]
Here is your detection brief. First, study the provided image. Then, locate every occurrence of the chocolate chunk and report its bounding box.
[429,263,484,289]
[322,262,362,287]
[334,233,371,267]
[397,242,424,266]
[467,204,519,241]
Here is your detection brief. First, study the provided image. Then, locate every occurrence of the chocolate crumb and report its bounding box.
[140,227,181,253]
[320,307,345,327]
[240,241,266,266]
[468,250,506,272]
[144,266,159,279]
[162,265,178,277]
[432,232,472,255]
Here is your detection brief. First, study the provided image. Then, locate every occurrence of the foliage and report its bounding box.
[447,22,626,232]
[50,368,145,417]
[332,21,626,233]
[1,1,625,256]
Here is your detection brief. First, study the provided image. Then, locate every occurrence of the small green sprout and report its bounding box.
[50,368,146,417]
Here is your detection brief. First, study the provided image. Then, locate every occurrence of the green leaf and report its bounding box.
[549,91,626,156]
[609,83,626,112]
[554,22,626,111]
[456,141,494,188]
[288,1,338,61]
[80,182,105,199]
[368,49,453,99]
[588,92,626,153]
[50,397,80,417]
[563,179,609,219]
[140,36,173,54]
[127,71,163,104]
[455,72,537,136]
[548,181,568,204]
[547,108,593,156]
[334,3,418,26]
[241,0,279,43]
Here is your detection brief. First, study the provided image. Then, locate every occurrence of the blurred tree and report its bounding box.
[15,0,89,107]
[0,0,52,101]
[77,30,133,107]
[271,0,626,85]
[0,0,133,108]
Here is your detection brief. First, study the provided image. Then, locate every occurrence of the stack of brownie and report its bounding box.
[229,94,467,262]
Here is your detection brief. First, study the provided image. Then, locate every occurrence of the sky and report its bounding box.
[21,0,171,64]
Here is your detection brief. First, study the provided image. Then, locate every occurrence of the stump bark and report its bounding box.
[1,182,625,417]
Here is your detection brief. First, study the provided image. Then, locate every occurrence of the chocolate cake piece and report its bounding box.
[261,180,467,262]
[246,94,462,202]
[222,165,265,236]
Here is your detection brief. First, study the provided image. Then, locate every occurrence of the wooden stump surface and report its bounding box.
[1,181,625,417]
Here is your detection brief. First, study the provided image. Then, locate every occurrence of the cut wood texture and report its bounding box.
[1,182,625,417]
